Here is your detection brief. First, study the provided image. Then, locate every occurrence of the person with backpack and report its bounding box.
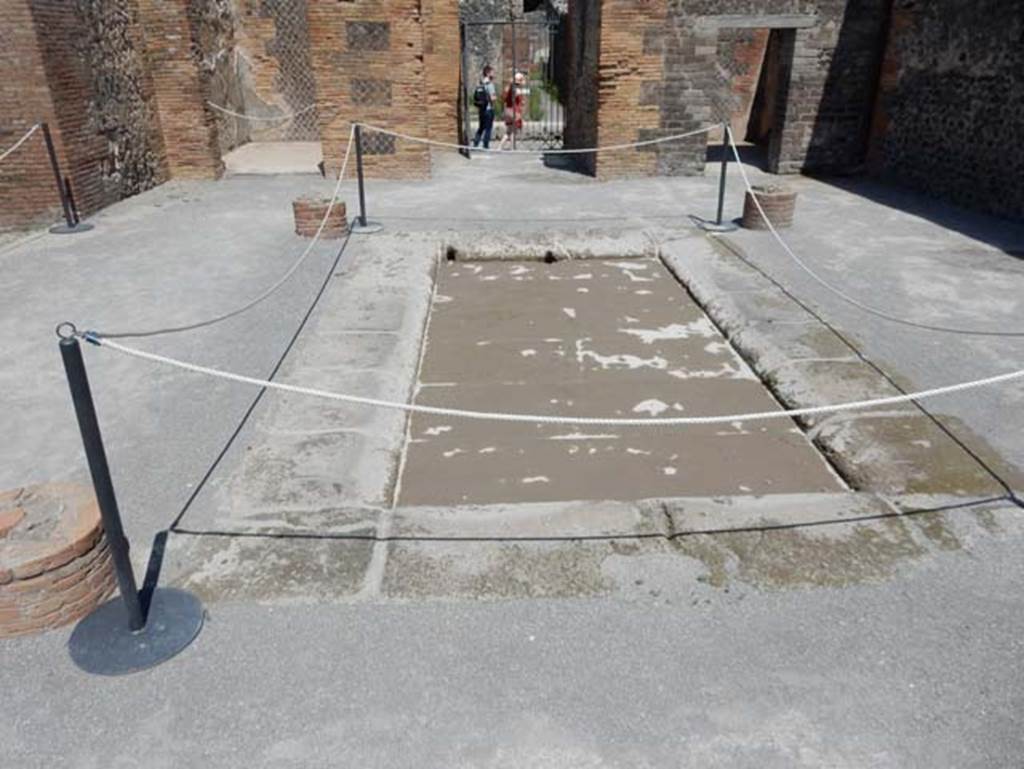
[472,65,497,150]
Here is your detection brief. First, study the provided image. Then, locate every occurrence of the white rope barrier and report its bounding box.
[89,334,1024,427]
[93,124,356,340]
[357,122,717,155]
[725,133,1024,338]
[0,124,39,163]
[206,101,317,123]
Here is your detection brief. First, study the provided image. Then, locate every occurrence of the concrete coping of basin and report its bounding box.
[185,492,987,542]
[440,229,666,262]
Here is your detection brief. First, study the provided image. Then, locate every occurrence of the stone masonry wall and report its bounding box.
[587,0,889,179]
[75,0,169,202]
[868,0,1024,221]
[1,0,168,230]
[562,0,601,173]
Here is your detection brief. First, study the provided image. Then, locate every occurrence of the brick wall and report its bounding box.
[868,0,1024,221]
[0,0,64,229]
[423,0,461,145]
[307,0,433,179]
[714,28,769,142]
[228,0,321,142]
[139,0,223,180]
[591,0,666,179]
[0,0,171,231]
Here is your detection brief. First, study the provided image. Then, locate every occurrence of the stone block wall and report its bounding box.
[868,0,1024,221]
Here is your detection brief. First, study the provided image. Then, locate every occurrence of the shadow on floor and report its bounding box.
[807,174,1024,255]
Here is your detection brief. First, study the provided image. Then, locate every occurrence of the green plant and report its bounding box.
[528,86,543,122]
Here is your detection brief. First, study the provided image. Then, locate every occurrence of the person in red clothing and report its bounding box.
[499,71,525,151]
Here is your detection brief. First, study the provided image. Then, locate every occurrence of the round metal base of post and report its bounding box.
[49,222,95,235]
[695,219,739,233]
[68,587,204,676]
[350,220,383,234]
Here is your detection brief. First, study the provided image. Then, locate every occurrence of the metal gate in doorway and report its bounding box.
[461,16,564,151]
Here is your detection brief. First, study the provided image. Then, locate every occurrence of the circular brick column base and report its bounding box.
[293,197,348,239]
[0,484,115,638]
[742,184,797,230]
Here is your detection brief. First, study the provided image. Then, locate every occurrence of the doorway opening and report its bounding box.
[197,0,324,175]
[706,26,796,172]
[460,9,566,152]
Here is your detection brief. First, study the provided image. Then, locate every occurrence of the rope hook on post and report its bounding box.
[57,325,202,675]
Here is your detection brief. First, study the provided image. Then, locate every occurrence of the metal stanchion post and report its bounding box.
[41,123,93,235]
[697,122,738,233]
[350,124,383,234]
[58,326,202,675]
[355,123,367,227]
[717,124,730,225]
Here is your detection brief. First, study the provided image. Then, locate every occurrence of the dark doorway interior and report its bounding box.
[746,29,786,151]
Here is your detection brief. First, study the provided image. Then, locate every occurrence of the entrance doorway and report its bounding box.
[705,21,803,173]
[461,14,565,151]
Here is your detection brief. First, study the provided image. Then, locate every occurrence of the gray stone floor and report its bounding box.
[2,147,1024,767]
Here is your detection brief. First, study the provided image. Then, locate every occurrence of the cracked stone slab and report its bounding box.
[163,530,376,603]
[810,412,1004,496]
[391,499,667,539]
[648,492,896,535]
[380,537,684,601]
[731,321,858,367]
[668,499,1024,591]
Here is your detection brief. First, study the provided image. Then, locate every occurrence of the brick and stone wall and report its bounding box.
[713,27,769,142]
[574,0,890,180]
[868,0,1024,221]
[0,0,65,229]
[214,0,321,144]
[1,0,223,232]
[139,0,223,180]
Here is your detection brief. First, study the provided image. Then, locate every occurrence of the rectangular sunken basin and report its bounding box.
[396,257,842,506]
